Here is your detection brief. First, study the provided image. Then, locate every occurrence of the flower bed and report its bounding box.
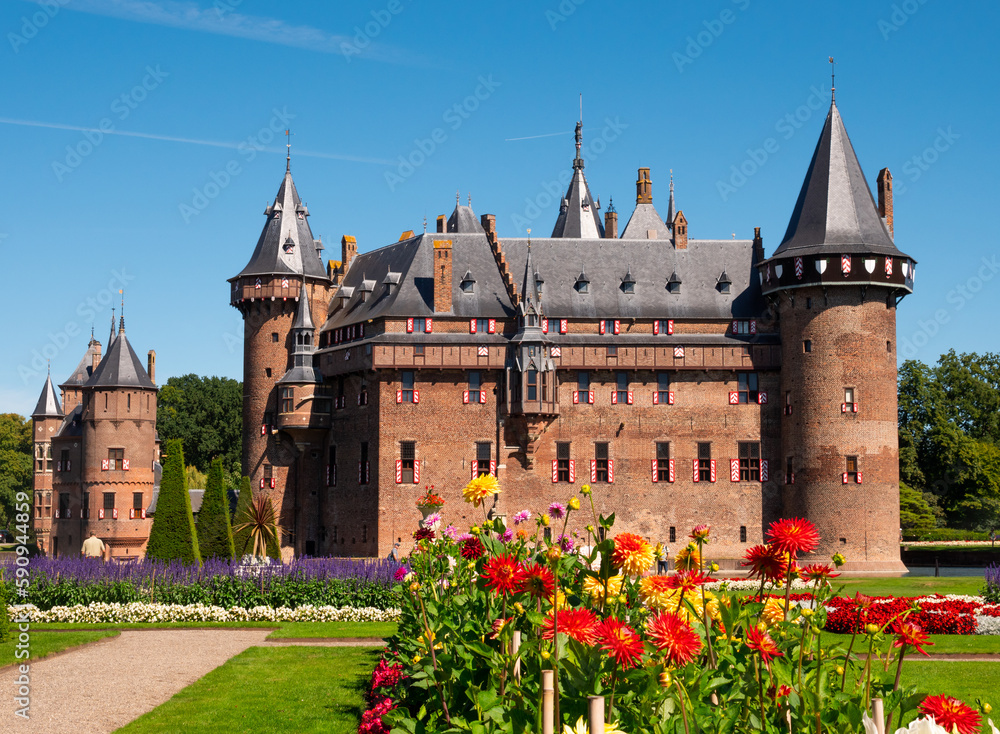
[8,602,401,624]
[824,594,1000,636]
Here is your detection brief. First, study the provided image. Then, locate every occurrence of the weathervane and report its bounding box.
[829,56,836,102]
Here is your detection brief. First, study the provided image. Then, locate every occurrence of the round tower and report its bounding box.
[31,373,63,555]
[760,100,914,573]
[229,157,330,557]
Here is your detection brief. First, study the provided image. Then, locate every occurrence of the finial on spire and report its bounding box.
[285,129,292,172]
[467,193,471,207]
[527,228,532,247]
[47,359,50,376]
[829,56,836,103]
[109,308,116,345]
[456,190,460,206]
[423,215,427,233]
[119,289,125,333]
[573,120,583,169]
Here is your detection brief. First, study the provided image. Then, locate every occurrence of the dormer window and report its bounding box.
[535,272,544,295]
[575,272,590,294]
[667,271,681,294]
[621,268,636,294]
[460,270,475,294]
[717,270,732,294]
[283,237,295,254]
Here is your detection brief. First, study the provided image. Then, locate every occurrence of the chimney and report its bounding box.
[481,213,496,238]
[436,215,446,233]
[92,342,102,373]
[753,226,764,263]
[604,210,618,239]
[673,211,688,250]
[147,350,156,383]
[433,239,453,313]
[636,167,652,204]
[877,168,893,238]
[341,235,358,274]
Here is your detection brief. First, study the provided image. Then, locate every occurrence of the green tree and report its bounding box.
[899,481,937,530]
[156,375,242,476]
[146,439,201,564]
[196,457,235,560]
[0,414,32,529]
[185,465,207,489]
[233,476,253,559]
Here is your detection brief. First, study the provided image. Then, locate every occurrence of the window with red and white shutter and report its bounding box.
[626,391,633,405]
[413,390,420,403]
[559,319,568,334]
[469,319,477,334]
[424,318,433,333]
[607,459,614,483]
[599,321,606,335]
[488,319,496,334]
[568,459,576,483]
[406,318,414,333]
[395,460,403,484]
[730,459,740,482]
[692,459,700,483]
[613,320,620,335]
[551,460,559,483]
[542,319,549,334]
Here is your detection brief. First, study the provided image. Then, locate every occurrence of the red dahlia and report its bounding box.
[413,528,434,541]
[522,563,556,599]
[645,611,702,666]
[689,524,711,543]
[459,537,484,560]
[917,695,982,734]
[597,617,645,669]
[892,619,932,656]
[746,625,783,669]
[741,544,788,581]
[480,554,526,595]
[665,570,712,593]
[542,608,600,645]
[766,518,820,557]
[800,563,840,582]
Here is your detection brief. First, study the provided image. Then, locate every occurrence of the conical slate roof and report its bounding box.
[447,200,485,234]
[236,166,329,279]
[773,101,903,258]
[551,122,604,239]
[87,329,155,389]
[61,337,101,388]
[32,375,62,418]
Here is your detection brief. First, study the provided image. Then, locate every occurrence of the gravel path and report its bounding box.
[3,629,272,733]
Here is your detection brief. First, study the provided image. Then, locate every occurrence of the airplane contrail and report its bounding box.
[504,131,573,142]
[0,117,393,165]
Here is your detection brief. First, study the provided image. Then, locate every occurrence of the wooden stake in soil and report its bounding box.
[872,698,886,734]
[542,669,555,734]
[588,696,605,734]
[512,630,522,680]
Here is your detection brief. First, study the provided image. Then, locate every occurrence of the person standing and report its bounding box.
[389,540,401,562]
[656,542,670,574]
[81,531,106,560]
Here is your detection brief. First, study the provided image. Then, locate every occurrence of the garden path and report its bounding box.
[4,628,272,733]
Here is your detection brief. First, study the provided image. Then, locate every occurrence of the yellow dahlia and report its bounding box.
[645,587,721,624]
[611,533,655,576]
[760,596,802,627]
[638,575,674,610]
[462,474,500,507]
[583,574,624,604]
[674,544,701,571]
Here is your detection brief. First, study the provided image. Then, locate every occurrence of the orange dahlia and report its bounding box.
[541,608,600,645]
[892,619,932,657]
[746,625,783,669]
[918,695,982,734]
[597,617,645,669]
[522,563,555,599]
[800,563,840,583]
[766,517,819,557]
[480,554,526,595]
[665,570,711,593]
[673,543,701,571]
[645,611,703,666]
[638,575,674,610]
[611,533,654,576]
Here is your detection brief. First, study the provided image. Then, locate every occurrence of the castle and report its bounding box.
[228,95,913,572]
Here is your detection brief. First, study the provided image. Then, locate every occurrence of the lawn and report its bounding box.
[835,575,984,598]
[822,632,1000,655]
[114,645,380,734]
[31,620,394,639]
[0,629,119,668]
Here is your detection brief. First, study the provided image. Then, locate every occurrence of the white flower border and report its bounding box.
[9,603,401,624]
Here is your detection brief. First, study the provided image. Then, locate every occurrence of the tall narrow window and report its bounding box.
[360,442,369,485]
[656,442,671,481]
[578,372,589,392]
[401,441,416,484]
[740,526,748,543]
[527,370,538,401]
[557,442,571,483]
[82,492,90,519]
[133,492,143,511]
[845,387,855,403]
[401,371,415,402]
[698,443,712,482]
[103,492,115,511]
[785,456,794,485]
[280,387,294,412]
[669,527,676,543]
[846,456,859,483]
[476,442,491,477]
[469,371,482,403]
[328,445,337,486]
[58,493,70,516]
[739,442,761,481]
[616,372,628,404]
[34,444,45,472]
[108,448,124,471]
[737,373,759,403]
[594,443,609,483]
[657,373,671,404]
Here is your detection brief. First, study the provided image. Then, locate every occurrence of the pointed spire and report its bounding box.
[118,289,125,334]
[285,128,292,172]
[573,120,584,170]
[108,308,116,346]
[551,117,604,238]
[292,279,315,331]
[521,230,541,310]
[32,374,63,418]
[666,170,676,228]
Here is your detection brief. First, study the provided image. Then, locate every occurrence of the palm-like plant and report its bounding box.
[233,494,283,561]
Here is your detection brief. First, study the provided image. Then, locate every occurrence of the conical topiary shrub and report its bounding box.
[233,475,254,558]
[146,438,201,564]
[196,457,236,560]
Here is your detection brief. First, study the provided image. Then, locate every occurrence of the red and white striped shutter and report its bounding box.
[588,391,595,404]
[599,321,606,335]
[141,508,147,519]
[325,465,330,485]
[761,460,769,482]
[853,403,859,413]
[551,460,559,483]
[469,319,477,334]
[488,319,496,334]
[732,319,739,334]
[627,391,633,405]
[122,459,130,471]
[260,479,265,489]
[260,425,266,436]
[463,390,470,404]
[490,460,496,476]
[652,459,659,483]
[710,460,717,483]
[102,459,109,471]
[842,254,852,274]
[413,460,420,484]
[614,320,620,335]
[611,391,618,405]
[396,390,403,404]
[98,508,105,520]
[359,323,365,337]
[668,391,675,405]
[729,392,739,405]
[750,320,757,335]
[413,390,420,403]
[559,319,568,334]
[270,478,276,489]
[842,403,848,413]
[112,508,118,520]
[573,391,579,404]
[542,319,549,334]
[842,472,849,484]
[692,459,700,483]
[591,460,597,482]
[730,459,740,482]
[653,391,659,405]
[886,256,893,277]
[53,509,59,519]
[67,460,72,471]
[608,459,614,483]
[129,508,135,520]
[856,471,863,484]
[653,320,660,335]
[667,320,674,335]
[758,392,768,404]
[479,390,486,404]
[425,318,433,333]
[568,459,576,483]
[668,459,676,483]
[395,460,403,483]
[674,346,684,358]
[406,318,414,333]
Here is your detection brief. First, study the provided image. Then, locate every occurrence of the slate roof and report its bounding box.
[447,202,485,234]
[621,203,672,240]
[772,101,906,259]
[235,167,330,279]
[86,330,155,389]
[32,375,62,418]
[61,338,101,389]
[551,123,604,239]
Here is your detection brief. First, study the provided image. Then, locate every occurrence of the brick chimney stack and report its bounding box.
[636,168,652,204]
[673,211,688,250]
[147,350,156,383]
[604,209,618,239]
[481,214,496,237]
[92,342,102,373]
[341,235,358,274]
[433,239,453,313]
[877,168,893,238]
[436,215,446,233]
[752,226,764,263]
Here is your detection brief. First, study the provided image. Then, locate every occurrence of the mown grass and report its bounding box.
[834,575,983,598]
[822,632,1000,655]
[0,629,119,668]
[31,620,394,639]
[114,645,380,734]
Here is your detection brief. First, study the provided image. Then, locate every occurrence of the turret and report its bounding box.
[550,121,604,238]
[760,98,914,573]
[31,373,62,555]
[508,239,558,417]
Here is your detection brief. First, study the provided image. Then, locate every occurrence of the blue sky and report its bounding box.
[4,0,998,416]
